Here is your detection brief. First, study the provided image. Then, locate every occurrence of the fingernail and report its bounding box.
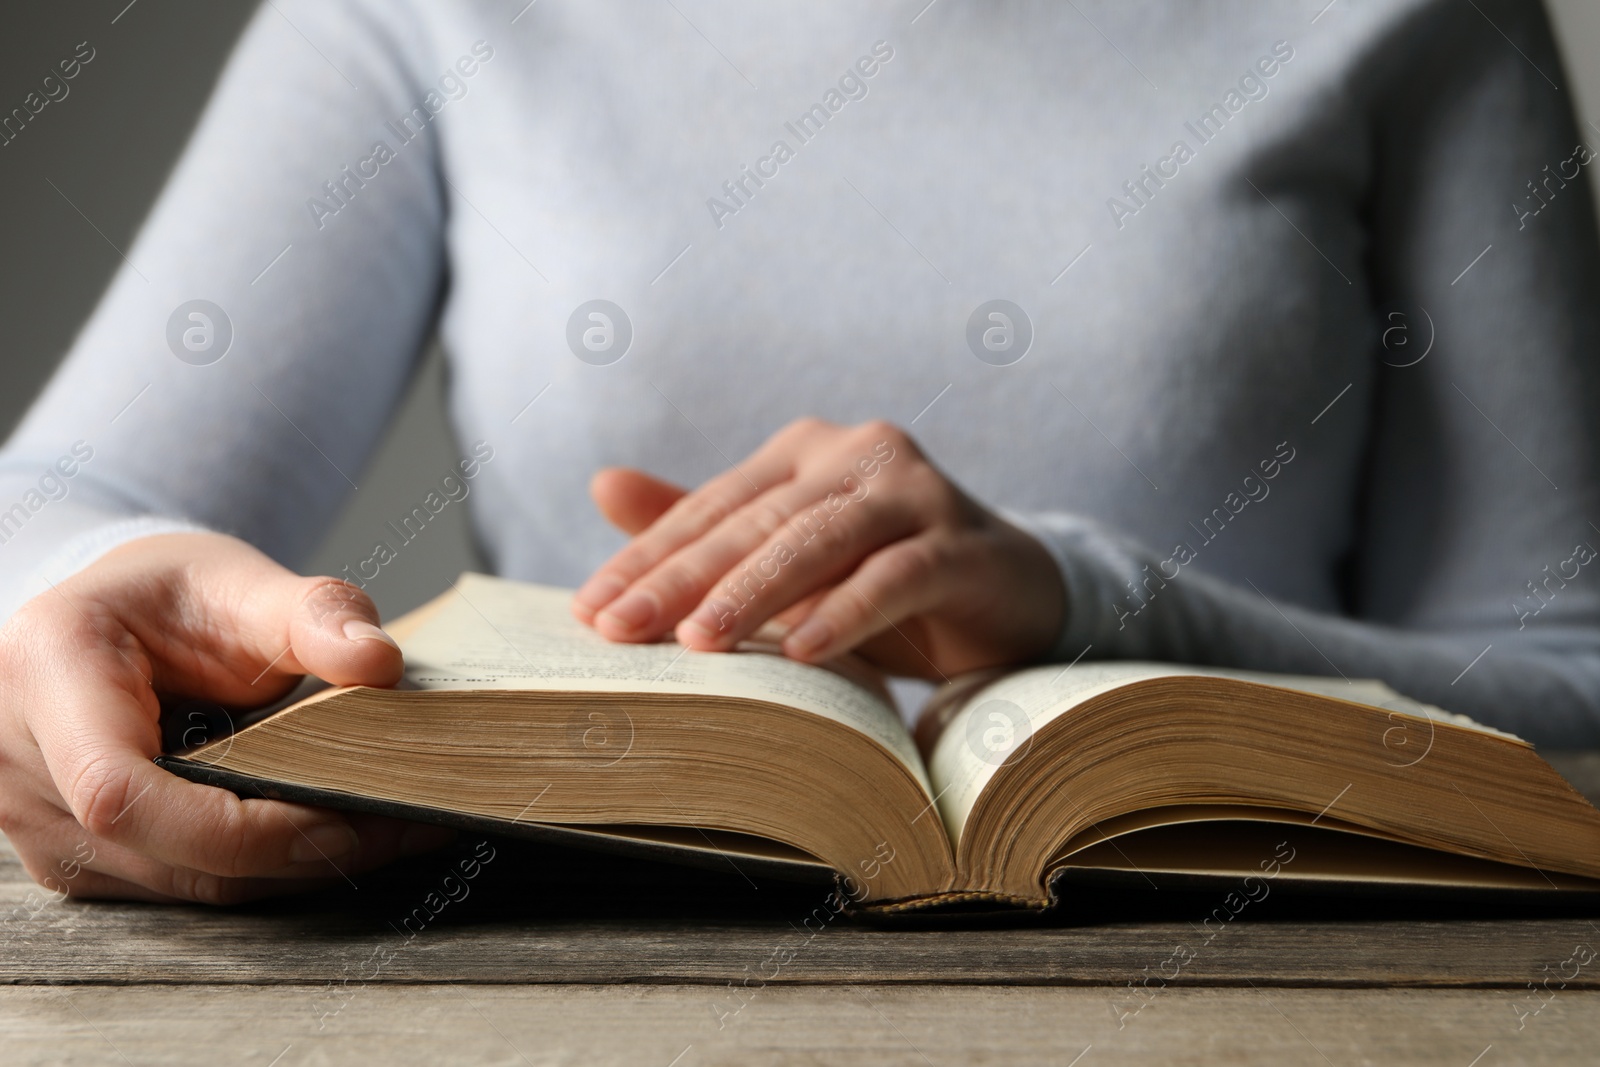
[399,823,458,856]
[343,619,400,650]
[574,574,627,612]
[677,620,716,648]
[785,619,833,658]
[291,822,360,864]
[682,602,726,640]
[599,590,658,633]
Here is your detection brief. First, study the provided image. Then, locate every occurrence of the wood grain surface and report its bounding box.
[1,985,1592,1066]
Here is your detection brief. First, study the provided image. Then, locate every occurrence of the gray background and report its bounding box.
[3,0,1598,620]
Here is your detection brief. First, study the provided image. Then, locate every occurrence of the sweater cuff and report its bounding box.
[1000,508,1136,663]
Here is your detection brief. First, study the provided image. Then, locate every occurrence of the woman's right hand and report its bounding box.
[0,531,446,903]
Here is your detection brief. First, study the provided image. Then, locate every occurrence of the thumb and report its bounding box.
[590,467,688,536]
[176,546,405,699]
[278,576,405,688]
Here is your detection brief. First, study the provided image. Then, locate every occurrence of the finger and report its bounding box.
[574,468,688,625]
[591,479,825,642]
[781,534,954,664]
[19,826,310,905]
[669,483,921,650]
[90,535,404,701]
[0,817,179,903]
[212,570,405,699]
[572,418,834,621]
[590,468,688,536]
[63,863,345,905]
[766,589,827,635]
[575,465,780,626]
[40,868,184,904]
[14,809,454,905]
[29,664,362,879]
[255,814,457,879]
[6,809,245,904]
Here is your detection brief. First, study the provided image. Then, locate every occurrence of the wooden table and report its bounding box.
[5,754,1600,1066]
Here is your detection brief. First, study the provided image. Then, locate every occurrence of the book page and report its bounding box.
[397,574,931,794]
[925,661,1517,849]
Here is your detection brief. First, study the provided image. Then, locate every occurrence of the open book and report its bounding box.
[159,574,1600,912]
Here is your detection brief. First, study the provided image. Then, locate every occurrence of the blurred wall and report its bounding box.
[0,1,477,620]
[2,1,1598,620]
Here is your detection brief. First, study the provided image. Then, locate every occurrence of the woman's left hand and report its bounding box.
[571,418,1065,679]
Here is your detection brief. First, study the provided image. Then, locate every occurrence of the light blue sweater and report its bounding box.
[3,0,1600,743]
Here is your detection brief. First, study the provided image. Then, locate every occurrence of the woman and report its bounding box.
[0,0,1595,903]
